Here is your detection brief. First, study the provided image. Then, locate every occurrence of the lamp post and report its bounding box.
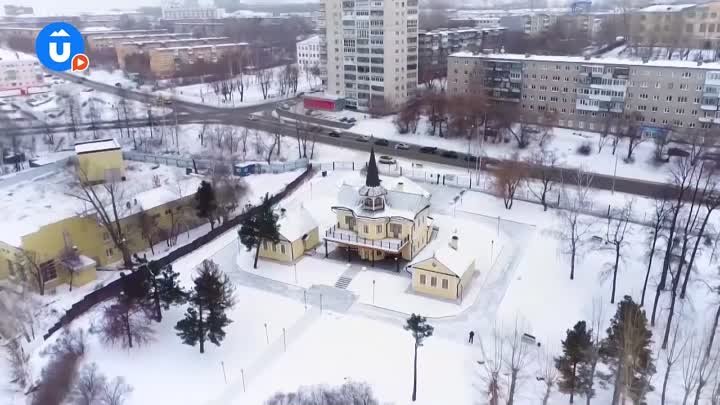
[264,323,269,344]
[294,262,298,285]
[372,279,376,304]
[491,240,494,266]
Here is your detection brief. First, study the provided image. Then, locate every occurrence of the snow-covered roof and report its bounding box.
[297,35,320,46]
[64,255,96,270]
[156,42,249,51]
[335,176,431,221]
[133,176,202,212]
[121,37,229,46]
[277,205,319,241]
[432,246,475,278]
[638,4,696,12]
[74,139,121,154]
[303,92,345,101]
[449,51,720,69]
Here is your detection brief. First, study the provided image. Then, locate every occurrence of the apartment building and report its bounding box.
[149,42,247,77]
[297,35,321,71]
[319,0,419,111]
[630,2,720,48]
[0,56,43,93]
[448,52,720,135]
[0,27,168,42]
[161,6,223,20]
[418,27,505,78]
[88,33,193,51]
[117,37,230,68]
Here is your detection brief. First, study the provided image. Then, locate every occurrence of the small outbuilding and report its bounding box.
[259,206,320,263]
[303,93,346,111]
[74,138,124,184]
[409,235,475,301]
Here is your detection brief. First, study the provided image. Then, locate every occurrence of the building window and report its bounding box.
[7,260,15,277]
[442,279,449,289]
[430,276,437,287]
[363,224,369,233]
[263,240,268,250]
[376,224,383,234]
[272,244,277,252]
[40,260,57,281]
[280,244,286,254]
[420,274,426,284]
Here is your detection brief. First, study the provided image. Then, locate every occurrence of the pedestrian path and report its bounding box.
[333,266,361,289]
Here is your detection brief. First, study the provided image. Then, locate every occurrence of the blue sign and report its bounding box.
[35,22,85,72]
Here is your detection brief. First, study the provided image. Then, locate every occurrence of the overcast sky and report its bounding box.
[5,0,317,15]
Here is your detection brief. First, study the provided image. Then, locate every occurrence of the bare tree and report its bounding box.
[16,248,50,296]
[66,165,133,267]
[102,377,133,405]
[504,320,532,405]
[558,188,593,280]
[582,299,605,405]
[526,150,558,211]
[258,68,273,100]
[540,349,559,405]
[694,339,720,405]
[641,196,670,307]
[3,339,30,389]
[32,330,86,405]
[605,200,633,304]
[138,209,158,255]
[494,157,527,210]
[660,319,688,405]
[480,326,505,405]
[72,363,107,405]
[682,335,703,405]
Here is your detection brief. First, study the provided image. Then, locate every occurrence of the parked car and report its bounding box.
[419,146,438,154]
[395,143,410,150]
[378,155,396,165]
[441,150,459,159]
[248,115,259,121]
[347,117,357,124]
[356,135,371,142]
[463,155,478,163]
[328,130,341,138]
[115,82,122,87]
[374,139,389,146]
[339,117,349,122]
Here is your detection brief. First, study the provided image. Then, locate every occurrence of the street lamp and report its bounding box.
[372,279,376,304]
[294,262,298,285]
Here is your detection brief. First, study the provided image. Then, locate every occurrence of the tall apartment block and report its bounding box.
[448,52,720,136]
[418,27,505,79]
[319,0,419,111]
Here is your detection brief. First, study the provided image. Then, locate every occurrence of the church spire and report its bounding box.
[366,146,381,187]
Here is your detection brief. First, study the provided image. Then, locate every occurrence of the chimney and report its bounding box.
[280,208,287,218]
[449,235,459,250]
[396,181,404,191]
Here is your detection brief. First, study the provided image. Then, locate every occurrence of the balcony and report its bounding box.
[702,103,719,111]
[324,226,410,253]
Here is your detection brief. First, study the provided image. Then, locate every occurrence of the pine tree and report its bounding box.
[195,181,218,229]
[238,194,280,269]
[556,321,593,404]
[146,261,187,322]
[600,295,656,405]
[404,314,434,402]
[175,260,236,353]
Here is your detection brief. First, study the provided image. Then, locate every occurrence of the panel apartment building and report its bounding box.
[319,0,419,111]
[418,27,505,79]
[630,2,720,49]
[447,52,720,135]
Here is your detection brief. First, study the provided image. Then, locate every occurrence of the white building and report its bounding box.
[161,6,223,20]
[0,52,43,94]
[297,35,321,72]
[319,0,419,111]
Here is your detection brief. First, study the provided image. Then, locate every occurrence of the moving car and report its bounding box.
[248,115,259,121]
[374,139,389,146]
[419,146,438,154]
[463,155,478,163]
[356,135,370,142]
[328,130,341,138]
[378,155,396,165]
[395,143,410,150]
[115,82,122,87]
[441,150,459,159]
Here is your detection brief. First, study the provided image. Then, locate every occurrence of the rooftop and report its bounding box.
[74,138,121,154]
[297,35,320,46]
[277,206,319,242]
[431,246,476,278]
[449,51,720,69]
[638,3,696,12]
[156,42,248,51]
[0,161,200,246]
[120,37,229,46]
[335,176,430,221]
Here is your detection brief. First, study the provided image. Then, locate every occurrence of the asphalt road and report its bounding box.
[38,73,678,199]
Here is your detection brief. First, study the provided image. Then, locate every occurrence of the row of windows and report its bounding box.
[418,273,450,289]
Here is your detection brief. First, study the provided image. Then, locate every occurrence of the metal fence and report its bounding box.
[123,151,308,175]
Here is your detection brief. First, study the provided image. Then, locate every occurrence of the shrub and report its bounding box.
[576,142,592,156]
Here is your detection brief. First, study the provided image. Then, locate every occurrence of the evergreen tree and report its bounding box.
[404,314,434,402]
[195,181,218,229]
[175,260,236,353]
[146,261,187,322]
[238,194,280,269]
[555,321,593,404]
[600,296,656,405]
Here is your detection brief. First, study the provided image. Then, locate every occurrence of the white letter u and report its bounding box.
[49,42,70,63]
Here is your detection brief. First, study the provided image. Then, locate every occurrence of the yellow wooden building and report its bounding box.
[0,173,204,292]
[259,206,320,263]
[409,235,476,301]
[74,138,125,184]
[323,148,433,270]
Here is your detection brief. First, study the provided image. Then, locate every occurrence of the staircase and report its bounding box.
[335,276,353,289]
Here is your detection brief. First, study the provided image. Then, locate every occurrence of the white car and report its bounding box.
[378,155,396,165]
[394,143,410,150]
[248,115,259,121]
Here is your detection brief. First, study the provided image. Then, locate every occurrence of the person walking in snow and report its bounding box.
[468,330,475,344]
